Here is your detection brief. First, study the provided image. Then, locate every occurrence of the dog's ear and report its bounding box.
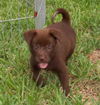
[49,29,61,41]
[24,30,37,45]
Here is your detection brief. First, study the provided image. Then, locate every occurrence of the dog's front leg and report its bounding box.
[55,62,70,96]
[31,66,45,87]
[30,57,45,87]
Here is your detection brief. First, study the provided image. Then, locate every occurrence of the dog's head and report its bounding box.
[24,28,60,69]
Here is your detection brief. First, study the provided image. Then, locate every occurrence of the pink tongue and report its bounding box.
[39,63,48,69]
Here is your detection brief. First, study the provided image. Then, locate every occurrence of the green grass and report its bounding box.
[0,0,100,105]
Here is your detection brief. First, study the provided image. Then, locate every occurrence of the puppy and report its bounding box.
[24,8,76,96]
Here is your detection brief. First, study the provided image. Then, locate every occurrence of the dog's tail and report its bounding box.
[51,8,70,24]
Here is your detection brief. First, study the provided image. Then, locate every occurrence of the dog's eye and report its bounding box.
[33,44,40,50]
[46,44,52,50]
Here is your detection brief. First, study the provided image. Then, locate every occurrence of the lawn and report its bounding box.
[0,0,100,105]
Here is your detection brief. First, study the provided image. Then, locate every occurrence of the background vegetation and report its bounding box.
[0,0,100,105]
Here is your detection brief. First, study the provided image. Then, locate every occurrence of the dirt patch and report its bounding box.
[71,50,100,104]
[72,79,100,105]
[87,49,100,78]
[78,80,99,99]
[87,49,100,63]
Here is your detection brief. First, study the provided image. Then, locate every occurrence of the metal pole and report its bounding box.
[34,0,46,29]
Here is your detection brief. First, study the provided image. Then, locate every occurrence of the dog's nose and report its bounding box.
[40,56,45,61]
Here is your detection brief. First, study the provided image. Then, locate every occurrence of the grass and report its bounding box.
[0,0,100,105]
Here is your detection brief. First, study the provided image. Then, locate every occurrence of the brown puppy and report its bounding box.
[24,8,76,96]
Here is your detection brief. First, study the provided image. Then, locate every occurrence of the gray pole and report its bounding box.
[34,0,46,29]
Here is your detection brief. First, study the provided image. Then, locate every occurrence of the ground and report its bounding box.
[0,0,100,105]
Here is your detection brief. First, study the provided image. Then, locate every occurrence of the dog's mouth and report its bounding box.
[38,63,48,69]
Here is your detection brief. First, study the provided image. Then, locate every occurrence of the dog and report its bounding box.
[24,8,76,96]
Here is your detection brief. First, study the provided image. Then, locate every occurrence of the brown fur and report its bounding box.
[24,8,76,96]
